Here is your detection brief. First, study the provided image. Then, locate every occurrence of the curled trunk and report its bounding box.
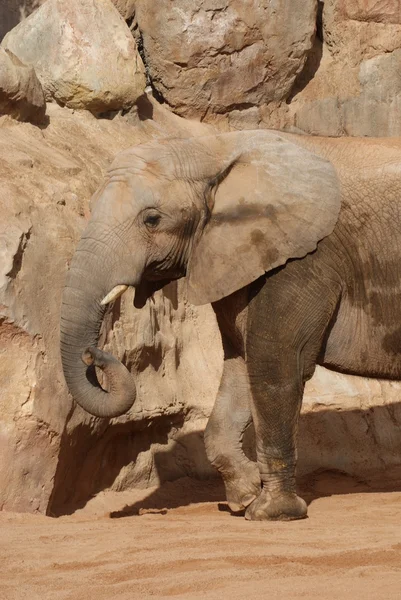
[60,241,136,418]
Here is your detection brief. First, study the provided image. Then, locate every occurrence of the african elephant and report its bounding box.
[60,130,401,521]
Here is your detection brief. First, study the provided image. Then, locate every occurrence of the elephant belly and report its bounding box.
[316,200,401,380]
[321,292,401,380]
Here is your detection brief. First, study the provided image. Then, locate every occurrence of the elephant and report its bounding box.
[60,129,401,521]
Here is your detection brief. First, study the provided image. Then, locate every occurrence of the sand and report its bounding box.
[1,471,401,600]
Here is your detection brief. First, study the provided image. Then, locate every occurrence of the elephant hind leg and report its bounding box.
[204,351,260,513]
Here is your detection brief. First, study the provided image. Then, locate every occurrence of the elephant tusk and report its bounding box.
[100,284,128,306]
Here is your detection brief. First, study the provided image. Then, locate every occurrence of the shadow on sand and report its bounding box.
[107,465,401,520]
[49,401,401,518]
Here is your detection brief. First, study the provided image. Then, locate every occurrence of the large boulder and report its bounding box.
[1,0,146,113]
[135,0,317,119]
[0,48,45,123]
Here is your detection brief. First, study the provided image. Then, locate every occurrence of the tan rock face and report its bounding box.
[135,0,317,119]
[285,0,401,136]
[142,0,401,137]
[0,48,45,123]
[0,100,220,514]
[324,0,401,61]
[340,0,401,24]
[1,0,146,113]
[0,106,137,512]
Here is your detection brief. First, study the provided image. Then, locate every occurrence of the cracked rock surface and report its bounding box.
[134,0,317,119]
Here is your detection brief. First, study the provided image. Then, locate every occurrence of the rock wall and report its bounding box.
[286,0,401,136]
[0,100,221,514]
[1,0,401,515]
[132,0,401,135]
[6,0,401,135]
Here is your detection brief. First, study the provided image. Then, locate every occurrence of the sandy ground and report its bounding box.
[1,472,401,600]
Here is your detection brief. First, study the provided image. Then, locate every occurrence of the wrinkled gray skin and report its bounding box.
[61,130,401,521]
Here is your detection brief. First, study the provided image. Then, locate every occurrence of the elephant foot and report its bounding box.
[224,460,261,513]
[245,489,307,522]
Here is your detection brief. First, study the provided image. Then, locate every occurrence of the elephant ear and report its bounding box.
[186,133,341,305]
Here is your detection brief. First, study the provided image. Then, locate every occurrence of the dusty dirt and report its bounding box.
[1,471,401,600]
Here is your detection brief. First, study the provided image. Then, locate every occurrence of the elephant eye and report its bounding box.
[144,212,161,229]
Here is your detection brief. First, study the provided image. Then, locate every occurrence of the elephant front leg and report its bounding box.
[243,262,341,521]
[204,353,261,512]
[244,369,307,522]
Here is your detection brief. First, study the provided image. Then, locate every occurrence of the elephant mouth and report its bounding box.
[133,278,171,308]
[101,256,186,311]
[101,277,174,310]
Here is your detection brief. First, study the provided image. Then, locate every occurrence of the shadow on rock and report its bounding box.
[299,466,401,507]
[48,414,217,517]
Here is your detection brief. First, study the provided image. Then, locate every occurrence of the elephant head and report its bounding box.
[60,130,341,418]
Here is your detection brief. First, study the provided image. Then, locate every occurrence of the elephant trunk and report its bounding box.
[60,235,136,418]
